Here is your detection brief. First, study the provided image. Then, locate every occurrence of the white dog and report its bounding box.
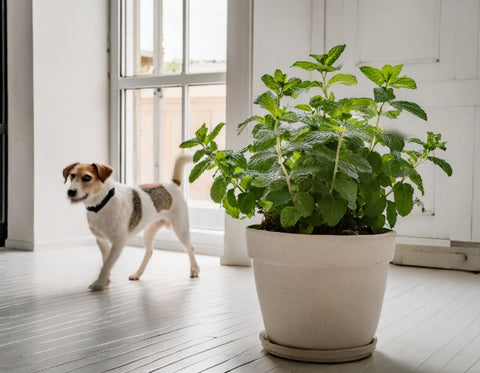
[62,156,199,291]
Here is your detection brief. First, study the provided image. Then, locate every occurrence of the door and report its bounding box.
[0,0,7,246]
[324,0,480,243]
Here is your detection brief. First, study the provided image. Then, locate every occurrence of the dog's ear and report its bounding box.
[63,162,79,183]
[91,163,113,183]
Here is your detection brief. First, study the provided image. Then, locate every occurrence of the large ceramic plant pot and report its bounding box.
[246,227,396,363]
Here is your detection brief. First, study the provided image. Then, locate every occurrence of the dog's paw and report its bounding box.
[128,273,140,281]
[88,279,109,291]
[190,266,200,278]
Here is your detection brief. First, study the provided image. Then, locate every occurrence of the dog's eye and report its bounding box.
[70,174,76,180]
[82,175,92,182]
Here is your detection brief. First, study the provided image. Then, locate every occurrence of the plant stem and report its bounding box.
[276,136,292,194]
[369,102,385,152]
[330,125,346,194]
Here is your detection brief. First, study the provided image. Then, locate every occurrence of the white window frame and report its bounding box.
[109,0,253,257]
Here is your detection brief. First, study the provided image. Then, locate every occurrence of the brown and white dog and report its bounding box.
[62,155,199,291]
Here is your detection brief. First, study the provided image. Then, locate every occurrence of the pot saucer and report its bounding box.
[260,331,376,363]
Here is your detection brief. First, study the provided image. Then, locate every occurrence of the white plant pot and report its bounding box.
[246,227,396,363]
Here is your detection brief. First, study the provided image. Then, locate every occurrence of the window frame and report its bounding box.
[110,0,253,256]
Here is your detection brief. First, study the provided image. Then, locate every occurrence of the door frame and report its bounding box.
[0,0,7,247]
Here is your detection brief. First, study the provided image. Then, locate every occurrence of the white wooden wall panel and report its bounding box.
[357,0,441,65]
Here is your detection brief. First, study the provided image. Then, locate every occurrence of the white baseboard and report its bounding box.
[128,228,224,257]
[393,236,480,272]
[5,239,34,251]
[5,237,96,251]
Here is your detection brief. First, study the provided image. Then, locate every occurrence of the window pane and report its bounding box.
[125,89,156,185]
[158,87,183,182]
[189,0,227,73]
[125,87,183,186]
[188,85,226,202]
[160,0,183,74]
[124,0,154,76]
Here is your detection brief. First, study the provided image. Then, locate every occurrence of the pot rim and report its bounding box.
[246,225,397,241]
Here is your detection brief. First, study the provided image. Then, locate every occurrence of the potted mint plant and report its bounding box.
[180,45,452,363]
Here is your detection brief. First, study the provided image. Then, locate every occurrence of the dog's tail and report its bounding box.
[172,154,193,186]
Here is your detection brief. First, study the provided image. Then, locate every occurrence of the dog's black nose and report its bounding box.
[67,189,77,198]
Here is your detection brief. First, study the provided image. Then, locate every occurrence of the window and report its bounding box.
[111,0,228,253]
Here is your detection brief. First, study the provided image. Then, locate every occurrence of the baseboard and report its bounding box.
[128,228,224,257]
[5,239,34,251]
[393,236,480,272]
[5,237,96,251]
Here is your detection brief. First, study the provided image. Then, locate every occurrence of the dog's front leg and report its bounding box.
[89,239,125,291]
[96,238,111,264]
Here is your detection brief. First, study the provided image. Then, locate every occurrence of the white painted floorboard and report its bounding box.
[1,245,480,372]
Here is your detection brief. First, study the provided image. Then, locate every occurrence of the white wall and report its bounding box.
[7,0,109,250]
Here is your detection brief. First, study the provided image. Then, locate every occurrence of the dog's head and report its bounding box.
[63,163,113,203]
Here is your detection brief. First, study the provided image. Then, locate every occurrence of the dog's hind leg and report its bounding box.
[129,220,166,281]
[170,217,200,278]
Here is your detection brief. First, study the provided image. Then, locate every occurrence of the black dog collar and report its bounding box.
[86,188,115,213]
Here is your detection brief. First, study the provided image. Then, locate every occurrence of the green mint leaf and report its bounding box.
[292,61,319,71]
[207,122,226,143]
[226,189,238,208]
[383,109,402,119]
[389,76,417,89]
[266,190,293,208]
[364,189,387,218]
[179,139,200,148]
[427,156,453,176]
[390,101,427,121]
[222,196,240,219]
[249,150,278,172]
[295,104,312,112]
[326,73,357,88]
[381,64,403,83]
[254,91,278,116]
[195,124,208,142]
[210,176,227,203]
[237,115,263,133]
[379,132,405,152]
[394,182,414,217]
[262,74,280,93]
[189,159,211,183]
[374,87,395,103]
[295,192,315,218]
[386,200,397,228]
[193,149,205,162]
[334,173,358,210]
[238,193,256,216]
[274,69,286,83]
[359,66,385,86]
[280,206,301,227]
[324,44,346,66]
[409,170,424,195]
[318,194,347,227]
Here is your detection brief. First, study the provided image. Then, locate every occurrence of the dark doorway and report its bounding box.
[0,0,7,246]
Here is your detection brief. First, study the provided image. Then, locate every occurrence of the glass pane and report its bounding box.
[189,0,227,73]
[160,0,183,74]
[125,89,156,185]
[188,85,226,202]
[158,87,183,182]
[124,0,155,76]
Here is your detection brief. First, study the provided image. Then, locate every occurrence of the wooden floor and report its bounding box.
[1,246,480,373]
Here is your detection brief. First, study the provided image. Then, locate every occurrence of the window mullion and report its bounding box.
[153,0,161,181]
[183,0,190,74]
